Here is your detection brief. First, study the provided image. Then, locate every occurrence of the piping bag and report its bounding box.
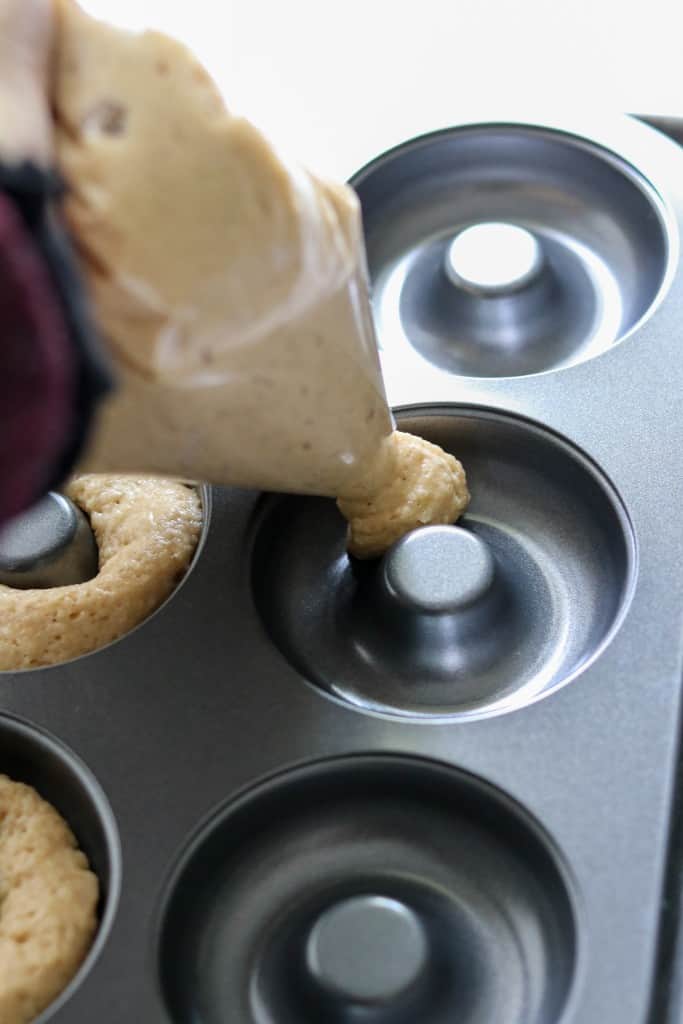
[51,0,468,556]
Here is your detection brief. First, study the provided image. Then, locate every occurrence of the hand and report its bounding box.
[0,0,53,165]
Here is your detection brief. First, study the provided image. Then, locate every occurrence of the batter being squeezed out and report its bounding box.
[338,432,469,559]
[51,0,470,555]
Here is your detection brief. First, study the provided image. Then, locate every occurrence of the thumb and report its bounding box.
[0,0,53,165]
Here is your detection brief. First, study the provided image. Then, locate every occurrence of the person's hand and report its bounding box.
[0,0,53,165]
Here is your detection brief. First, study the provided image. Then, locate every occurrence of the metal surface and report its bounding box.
[636,115,683,148]
[444,223,544,295]
[0,492,98,589]
[0,113,682,1024]
[253,408,635,718]
[382,525,495,614]
[158,757,577,1024]
[304,896,429,1005]
[353,124,673,379]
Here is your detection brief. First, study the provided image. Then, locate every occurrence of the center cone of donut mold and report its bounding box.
[0,492,98,589]
[445,223,543,296]
[305,895,429,1006]
[381,525,495,615]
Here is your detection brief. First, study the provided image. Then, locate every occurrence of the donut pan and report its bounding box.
[2,113,683,1024]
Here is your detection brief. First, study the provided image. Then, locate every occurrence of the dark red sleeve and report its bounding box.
[0,163,113,527]
[0,191,75,522]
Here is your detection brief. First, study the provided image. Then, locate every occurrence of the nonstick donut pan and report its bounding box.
[2,113,683,1024]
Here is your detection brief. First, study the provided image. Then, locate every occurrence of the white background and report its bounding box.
[81,0,680,178]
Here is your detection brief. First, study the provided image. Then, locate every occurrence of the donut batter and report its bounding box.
[0,476,201,670]
[338,432,470,559]
[0,774,98,1024]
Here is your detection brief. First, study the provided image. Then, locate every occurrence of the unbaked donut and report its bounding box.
[0,774,99,1024]
[0,476,202,670]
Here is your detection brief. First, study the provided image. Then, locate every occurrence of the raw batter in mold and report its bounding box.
[0,774,98,1024]
[0,476,201,670]
[338,432,470,560]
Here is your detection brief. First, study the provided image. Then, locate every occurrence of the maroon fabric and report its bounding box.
[0,192,76,525]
